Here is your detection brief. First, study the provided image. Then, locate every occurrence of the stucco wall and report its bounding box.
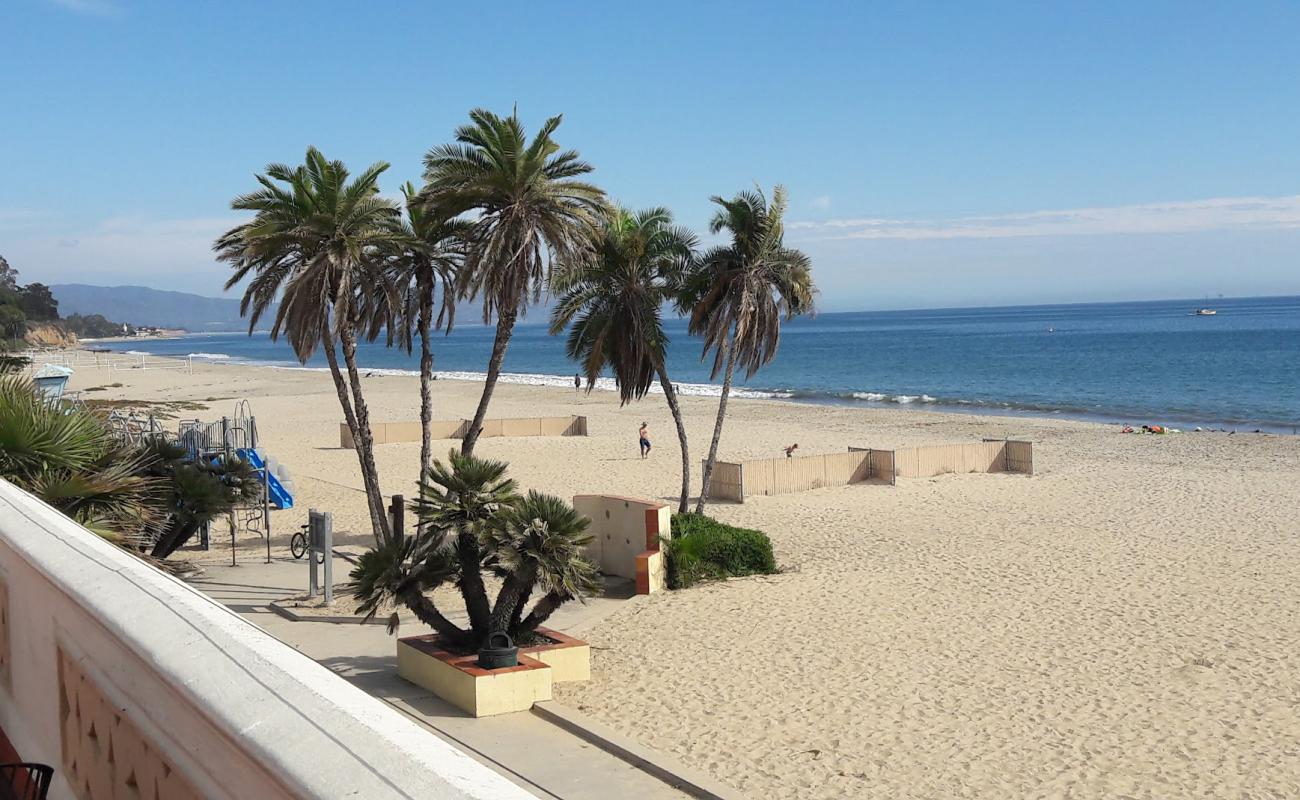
[573,495,669,594]
[0,479,535,800]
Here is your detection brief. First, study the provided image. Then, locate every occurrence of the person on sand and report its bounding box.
[574,373,581,391]
[784,443,799,458]
[639,422,651,459]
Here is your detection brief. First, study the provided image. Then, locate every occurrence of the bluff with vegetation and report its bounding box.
[0,256,129,348]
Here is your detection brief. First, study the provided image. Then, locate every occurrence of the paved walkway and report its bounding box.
[188,557,689,800]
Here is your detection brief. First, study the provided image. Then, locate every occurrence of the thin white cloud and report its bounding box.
[812,195,832,209]
[790,195,1300,241]
[48,0,119,15]
[4,215,238,293]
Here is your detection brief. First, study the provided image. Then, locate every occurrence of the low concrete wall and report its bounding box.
[573,495,669,595]
[705,440,1033,501]
[0,479,535,800]
[341,416,587,448]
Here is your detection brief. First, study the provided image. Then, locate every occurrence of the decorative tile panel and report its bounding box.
[57,648,202,800]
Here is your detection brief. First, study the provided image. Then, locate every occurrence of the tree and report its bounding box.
[0,303,25,341]
[216,147,403,545]
[684,186,816,513]
[419,108,607,457]
[351,451,601,650]
[0,256,18,292]
[140,440,261,558]
[18,282,59,321]
[0,374,160,543]
[550,207,698,513]
[386,182,470,481]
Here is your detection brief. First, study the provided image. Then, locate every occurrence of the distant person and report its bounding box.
[639,422,651,459]
[574,373,581,391]
[784,443,799,458]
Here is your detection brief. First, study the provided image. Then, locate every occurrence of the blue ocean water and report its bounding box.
[107,296,1300,432]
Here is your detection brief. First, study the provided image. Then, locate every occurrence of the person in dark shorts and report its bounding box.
[639,422,651,458]
[574,373,581,391]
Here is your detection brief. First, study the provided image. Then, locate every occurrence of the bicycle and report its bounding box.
[290,522,326,563]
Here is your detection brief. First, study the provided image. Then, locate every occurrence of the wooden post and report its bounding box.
[389,494,405,538]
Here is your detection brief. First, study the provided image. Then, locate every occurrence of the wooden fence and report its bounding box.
[341,415,587,448]
[705,439,1032,501]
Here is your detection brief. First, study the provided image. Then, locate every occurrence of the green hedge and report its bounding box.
[665,513,777,588]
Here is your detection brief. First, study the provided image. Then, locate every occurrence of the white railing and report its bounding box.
[18,350,194,373]
[0,480,536,800]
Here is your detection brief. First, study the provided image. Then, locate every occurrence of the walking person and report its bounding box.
[574,373,581,392]
[639,421,651,459]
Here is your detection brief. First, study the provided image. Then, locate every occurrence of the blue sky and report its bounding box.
[2,0,1299,311]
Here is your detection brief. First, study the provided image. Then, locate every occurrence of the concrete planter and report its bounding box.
[396,628,589,718]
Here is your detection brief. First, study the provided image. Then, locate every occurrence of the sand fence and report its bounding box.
[706,439,1033,501]
[340,415,588,448]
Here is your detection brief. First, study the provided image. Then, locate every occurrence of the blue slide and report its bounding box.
[236,448,295,509]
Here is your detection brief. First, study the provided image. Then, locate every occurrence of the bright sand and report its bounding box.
[67,356,1300,798]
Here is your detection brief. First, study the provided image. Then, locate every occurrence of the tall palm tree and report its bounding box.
[386,182,471,480]
[216,147,402,544]
[550,207,698,513]
[684,186,816,513]
[419,108,607,457]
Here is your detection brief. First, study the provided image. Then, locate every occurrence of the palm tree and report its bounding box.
[0,374,159,543]
[386,183,471,480]
[550,207,698,512]
[419,108,607,457]
[351,451,600,649]
[216,147,403,545]
[685,186,816,513]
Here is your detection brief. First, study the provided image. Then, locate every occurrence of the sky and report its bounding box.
[2,0,1299,312]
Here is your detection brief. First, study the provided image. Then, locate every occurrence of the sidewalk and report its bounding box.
[189,558,692,800]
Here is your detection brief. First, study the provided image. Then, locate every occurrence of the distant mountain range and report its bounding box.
[51,284,270,332]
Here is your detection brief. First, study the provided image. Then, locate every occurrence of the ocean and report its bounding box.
[105,296,1300,432]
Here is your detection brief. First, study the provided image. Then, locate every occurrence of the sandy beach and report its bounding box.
[64,354,1300,799]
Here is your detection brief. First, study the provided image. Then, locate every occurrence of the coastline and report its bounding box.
[58,349,1300,798]
[82,340,1300,434]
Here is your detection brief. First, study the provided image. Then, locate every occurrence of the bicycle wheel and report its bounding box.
[290,532,307,560]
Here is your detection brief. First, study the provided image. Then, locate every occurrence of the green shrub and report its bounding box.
[665,513,777,588]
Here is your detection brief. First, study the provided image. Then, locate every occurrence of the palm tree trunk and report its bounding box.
[337,320,392,545]
[658,367,690,516]
[399,586,472,647]
[417,272,435,482]
[460,307,518,457]
[695,332,737,515]
[489,568,534,633]
[323,330,362,453]
[457,531,492,639]
[517,590,566,635]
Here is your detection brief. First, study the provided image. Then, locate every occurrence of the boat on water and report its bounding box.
[1195,308,1217,316]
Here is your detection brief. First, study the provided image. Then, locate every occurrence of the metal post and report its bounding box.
[389,494,405,538]
[263,463,271,564]
[322,512,334,605]
[308,508,319,599]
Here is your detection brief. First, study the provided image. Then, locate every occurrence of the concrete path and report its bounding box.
[188,557,690,800]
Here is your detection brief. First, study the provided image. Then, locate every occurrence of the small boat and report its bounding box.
[1195,308,1217,316]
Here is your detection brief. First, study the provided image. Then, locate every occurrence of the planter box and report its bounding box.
[397,637,552,717]
[522,628,590,683]
[396,629,589,717]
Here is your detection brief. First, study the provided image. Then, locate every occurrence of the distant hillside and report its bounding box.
[50,284,270,332]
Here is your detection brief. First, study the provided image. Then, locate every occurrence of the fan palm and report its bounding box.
[684,186,816,513]
[351,452,600,650]
[141,440,262,558]
[216,147,403,544]
[419,108,607,456]
[385,182,471,480]
[550,207,698,512]
[0,375,159,542]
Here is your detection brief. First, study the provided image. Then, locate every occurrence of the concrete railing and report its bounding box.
[341,416,588,449]
[0,479,535,800]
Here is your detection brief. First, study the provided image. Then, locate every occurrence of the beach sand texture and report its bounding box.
[66,358,1300,799]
